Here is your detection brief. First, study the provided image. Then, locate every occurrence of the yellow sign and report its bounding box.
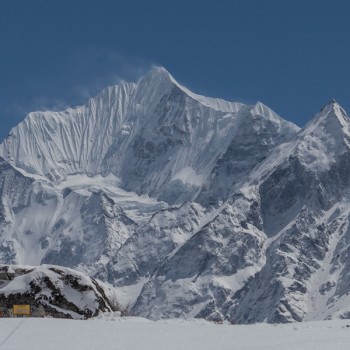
[13,305,30,315]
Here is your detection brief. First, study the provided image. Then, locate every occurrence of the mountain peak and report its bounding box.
[288,101,350,171]
[314,99,349,127]
[130,66,177,113]
[137,66,174,90]
[145,66,172,81]
[136,67,244,113]
[245,101,300,134]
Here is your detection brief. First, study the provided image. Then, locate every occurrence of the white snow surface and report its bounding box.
[1,317,350,350]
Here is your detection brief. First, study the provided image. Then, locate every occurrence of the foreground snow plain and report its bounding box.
[1,316,350,350]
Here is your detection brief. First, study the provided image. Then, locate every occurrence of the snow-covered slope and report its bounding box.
[0,163,138,268]
[1,68,350,324]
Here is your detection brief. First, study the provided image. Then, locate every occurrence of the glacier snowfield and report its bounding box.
[1,317,350,350]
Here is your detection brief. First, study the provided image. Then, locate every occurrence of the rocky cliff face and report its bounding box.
[1,68,350,323]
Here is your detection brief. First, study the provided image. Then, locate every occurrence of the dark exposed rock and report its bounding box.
[0,264,120,319]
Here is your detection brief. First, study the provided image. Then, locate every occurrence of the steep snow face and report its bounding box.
[251,101,350,183]
[0,157,34,226]
[295,101,350,171]
[0,157,140,268]
[0,264,117,319]
[0,67,298,204]
[199,102,298,202]
[0,77,140,180]
[0,68,242,182]
[250,101,350,237]
[0,158,37,264]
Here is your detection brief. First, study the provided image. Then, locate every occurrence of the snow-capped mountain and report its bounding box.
[0,67,297,202]
[1,67,350,323]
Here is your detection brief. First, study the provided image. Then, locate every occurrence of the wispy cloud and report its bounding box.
[0,48,156,140]
[5,97,71,117]
[68,46,153,94]
[9,48,154,112]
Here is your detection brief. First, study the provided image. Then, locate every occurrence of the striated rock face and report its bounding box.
[1,68,350,323]
[0,264,119,319]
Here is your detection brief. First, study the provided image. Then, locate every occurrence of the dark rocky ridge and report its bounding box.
[0,264,120,319]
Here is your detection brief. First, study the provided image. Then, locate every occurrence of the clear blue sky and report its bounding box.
[1,0,350,140]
